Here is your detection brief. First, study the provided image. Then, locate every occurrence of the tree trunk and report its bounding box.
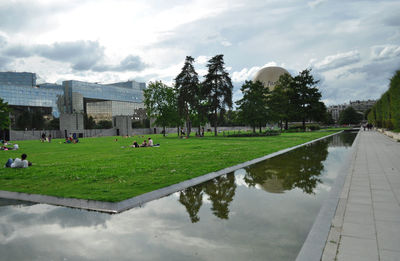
[302,118,306,130]
[214,109,218,136]
[186,119,190,138]
[285,119,288,130]
[259,124,262,133]
[163,126,166,137]
[252,125,255,133]
[177,126,180,137]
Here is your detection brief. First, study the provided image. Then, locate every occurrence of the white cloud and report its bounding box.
[231,62,278,83]
[371,45,400,61]
[221,40,232,47]
[313,51,361,71]
[196,55,210,65]
[307,0,328,8]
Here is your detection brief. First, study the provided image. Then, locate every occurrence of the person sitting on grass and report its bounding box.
[5,153,32,168]
[140,139,147,147]
[131,141,139,148]
[147,138,160,147]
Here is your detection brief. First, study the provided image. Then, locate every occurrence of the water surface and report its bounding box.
[0,132,357,261]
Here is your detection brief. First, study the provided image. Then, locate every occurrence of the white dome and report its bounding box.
[253,66,290,90]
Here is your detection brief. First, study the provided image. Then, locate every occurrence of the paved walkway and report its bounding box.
[322,131,400,261]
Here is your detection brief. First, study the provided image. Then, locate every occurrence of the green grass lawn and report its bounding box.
[0,130,339,202]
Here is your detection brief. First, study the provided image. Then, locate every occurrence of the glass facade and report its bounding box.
[0,84,64,117]
[0,72,36,87]
[0,72,146,120]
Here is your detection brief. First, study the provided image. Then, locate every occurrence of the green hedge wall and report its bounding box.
[368,70,400,130]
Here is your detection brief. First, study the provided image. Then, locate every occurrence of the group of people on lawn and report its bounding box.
[1,140,19,151]
[3,135,159,169]
[131,137,159,147]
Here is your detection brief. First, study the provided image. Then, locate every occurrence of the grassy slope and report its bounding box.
[0,131,338,202]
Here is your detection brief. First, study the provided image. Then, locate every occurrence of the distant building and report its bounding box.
[0,71,146,123]
[327,104,348,122]
[349,99,376,114]
[327,99,376,122]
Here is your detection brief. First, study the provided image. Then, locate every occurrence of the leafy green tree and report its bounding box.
[322,111,335,125]
[144,81,180,136]
[0,98,11,130]
[269,73,294,130]
[175,56,200,137]
[236,80,270,133]
[291,69,324,129]
[202,54,233,136]
[339,107,363,125]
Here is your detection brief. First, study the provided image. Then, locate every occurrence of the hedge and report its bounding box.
[368,70,400,131]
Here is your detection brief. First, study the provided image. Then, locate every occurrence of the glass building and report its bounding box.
[0,72,145,121]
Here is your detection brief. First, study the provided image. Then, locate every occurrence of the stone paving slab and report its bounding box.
[321,131,400,261]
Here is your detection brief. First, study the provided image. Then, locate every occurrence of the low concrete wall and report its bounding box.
[10,126,255,141]
[10,130,63,141]
[377,128,400,141]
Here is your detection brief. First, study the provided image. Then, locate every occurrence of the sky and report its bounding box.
[0,0,399,105]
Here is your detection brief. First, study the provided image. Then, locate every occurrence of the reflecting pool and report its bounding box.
[0,132,357,261]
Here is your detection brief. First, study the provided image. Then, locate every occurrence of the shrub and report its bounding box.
[226,130,281,137]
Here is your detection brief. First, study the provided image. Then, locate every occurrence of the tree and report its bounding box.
[339,107,363,125]
[291,69,324,129]
[175,56,200,137]
[268,73,295,130]
[144,81,179,136]
[202,54,233,136]
[0,98,11,130]
[236,80,270,133]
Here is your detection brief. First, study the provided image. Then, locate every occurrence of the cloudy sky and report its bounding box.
[0,0,399,105]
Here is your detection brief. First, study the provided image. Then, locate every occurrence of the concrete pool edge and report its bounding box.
[0,131,344,214]
[295,130,360,261]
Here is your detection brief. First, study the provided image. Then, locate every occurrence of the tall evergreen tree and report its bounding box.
[291,69,323,129]
[202,54,233,136]
[175,56,199,137]
[236,80,270,133]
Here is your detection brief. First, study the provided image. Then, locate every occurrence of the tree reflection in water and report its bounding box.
[244,139,329,194]
[178,174,237,222]
[204,174,236,220]
[178,138,332,222]
[178,185,203,223]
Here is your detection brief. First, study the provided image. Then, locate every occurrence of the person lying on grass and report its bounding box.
[5,153,33,168]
